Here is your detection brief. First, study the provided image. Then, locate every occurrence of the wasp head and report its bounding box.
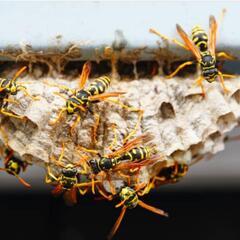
[6,159,21,175]
[66,98,80,114]
[119,187,138,209]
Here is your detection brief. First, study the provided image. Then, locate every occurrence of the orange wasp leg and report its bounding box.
[91,113,100,146]
[167,61,195,79]
[194,75,206,97]
[16,85,40,101]
[49,107,67,125]
[218,71,230,94]
[107,123,118,151]
[96,185,113,201]
[217,52,236,60]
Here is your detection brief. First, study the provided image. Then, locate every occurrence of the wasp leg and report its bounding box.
[123,109,143,144]
[149,28,189,50]
[137,179,155,196]
[0,108,24,119]
[96,185,113,201]
[91,113,100,146]
[16,85,40,101]
[167,61,195,79]
[194,76,206,97]
[106,173,116,195]
[3,98,20,105]
[107,123,118,151]
[49,107,67,125]
[45,165,59,184]
[70,114,81,136]
[43,80,75,94]
[78,188,88,195]
[117,171,131,186]
[217,52,236,60]
[76,145,99,155]
[218,71,230,94]
[105,98,143,143]
[221,73,236,79]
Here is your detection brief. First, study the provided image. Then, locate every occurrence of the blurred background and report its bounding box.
[0,1,240,240]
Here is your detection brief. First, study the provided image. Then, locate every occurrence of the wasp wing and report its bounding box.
[112,154,164,172]
[209,15,217,57]
[176,24,201,61]
[79,61,91,90]
[107,133,154,159]
[88,92,125,102]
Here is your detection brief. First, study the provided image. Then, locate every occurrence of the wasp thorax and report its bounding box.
[119,187,138,209]
[76,89,91,106]
[61,165,78,177]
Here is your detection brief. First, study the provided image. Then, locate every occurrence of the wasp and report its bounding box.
[88,133,155,174]
[45,143,100,205]
[0,66,39,118]
[0,149,31,188]
[107,186,168,239]
[150,13,235,96]
[154,162,189,184]
[48,61,143,142]
[86,133,162,195]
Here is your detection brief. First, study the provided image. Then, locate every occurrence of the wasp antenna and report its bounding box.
[138,200,168,217]
[12,66,28,83]
[13,172,31,188]
[107,206,127,240]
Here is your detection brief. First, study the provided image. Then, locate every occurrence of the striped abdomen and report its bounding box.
[191,25,208,52]
[87,76,111,96]
[116,146,151,162]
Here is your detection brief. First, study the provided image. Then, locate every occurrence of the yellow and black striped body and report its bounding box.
[191,26,218,82]
[59,164,78,190]
[66,76,111,114]
[119,187,138,209]
[88,157,119,174]
[157,163,188,183]
[191,25,208,52]
[116,146,151,162]
[199,51,218,82]
[87,76,111,96]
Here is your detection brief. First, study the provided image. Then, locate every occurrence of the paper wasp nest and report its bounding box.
[0,67,240,192]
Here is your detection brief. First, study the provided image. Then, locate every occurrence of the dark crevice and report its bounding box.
[0,59,238,80]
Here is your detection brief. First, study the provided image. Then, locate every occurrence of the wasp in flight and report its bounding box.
[107,186,168,239]
[0,66,39,118]
[0,149,31,188]
[150,13,235,96]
